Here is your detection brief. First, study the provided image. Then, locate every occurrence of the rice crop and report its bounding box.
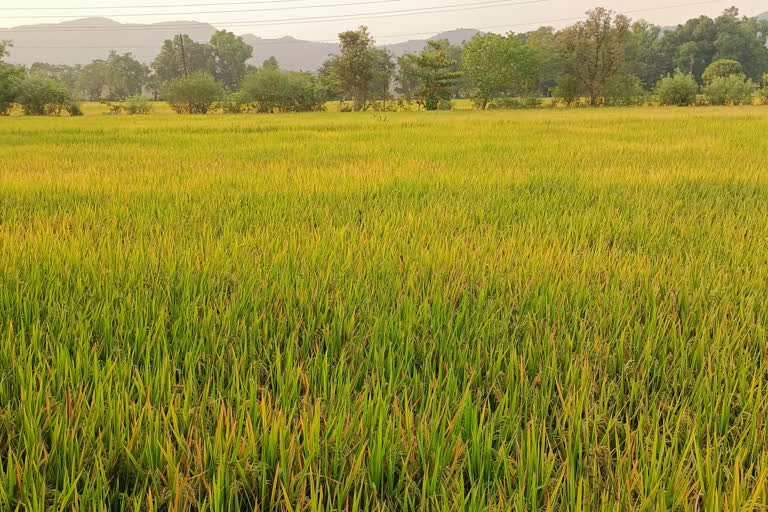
[1,107,768,511]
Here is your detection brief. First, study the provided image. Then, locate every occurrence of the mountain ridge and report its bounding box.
[3,12,766,71]
[1,18,482,71]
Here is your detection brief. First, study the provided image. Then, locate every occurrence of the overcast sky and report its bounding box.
[2,0,766,42]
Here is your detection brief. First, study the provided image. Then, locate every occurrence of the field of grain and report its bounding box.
[1,108,768,511]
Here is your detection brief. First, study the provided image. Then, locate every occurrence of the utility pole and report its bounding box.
[178,34,189,77]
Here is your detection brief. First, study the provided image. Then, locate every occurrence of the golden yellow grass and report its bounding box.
[1,107,768,511]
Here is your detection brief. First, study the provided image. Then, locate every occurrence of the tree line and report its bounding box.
[2,6,768,116]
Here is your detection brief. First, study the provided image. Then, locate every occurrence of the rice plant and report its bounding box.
[1,107,767,511]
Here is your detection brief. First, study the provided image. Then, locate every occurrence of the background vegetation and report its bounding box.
[2,6,768,115]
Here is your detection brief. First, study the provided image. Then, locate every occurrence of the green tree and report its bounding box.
[0,65,23,116]
[603,73,645,106]
[702,59,743,83]
[326,26,393,111]
[0,40,10,61]
[164,71,222,114]
[624,21,663,89]
[657,9,768,83]
[655,70,699,106]
[522,27,563,96]
[395,53,421,104]
[28,63,82,93]
[105,51,149,100]
[399,40,461,110]
[462,33,537,109]
[262,57,279,71]
[209,30,253,90]
[152,35,215,84]
[1,41,24,115]
[78,59,110,101]
[557,8,631,106]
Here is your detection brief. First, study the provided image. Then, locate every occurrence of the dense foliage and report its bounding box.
[239,62,330,113]
[655,70,700,106]
[164,71,223,114]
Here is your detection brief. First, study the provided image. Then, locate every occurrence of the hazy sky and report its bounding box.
[2,0,766,42]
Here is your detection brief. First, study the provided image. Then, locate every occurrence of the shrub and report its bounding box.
[604,74,646,106]
[216,92,248,114]
[702,59,743,84]
[65,102,83,116]
[125,94,152,115]
[488,96,538,110]
[15,75,72,115]
[489,97,522,110]
[437,99,453,111]
[758,74,768,105]
[239,69,328,113]
[553,75,583,106]
[703,74,757,105]
[655,70,698,106]
[165,72,223,114]
[101,101,122,115]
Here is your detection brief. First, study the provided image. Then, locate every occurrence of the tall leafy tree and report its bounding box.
[152,35,215,84]
[398,40,461,110]
[78,59,110,101]
[395,53,421,104]
[657,9,768,82]
[624,21,664,89]
[1,40,13,62]
[28,63,82,93]
[106,52,149,100]
[1,40,25,115]
[556,8,631,106]
[521,27,564,96]
[209,30,253,90]
[462,33,537,109]
[326,26,393,111]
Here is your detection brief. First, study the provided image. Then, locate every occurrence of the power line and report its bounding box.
[0,0,399,20]
[3,0,729,46]
[0,0,327,10]
[1,0,547,31]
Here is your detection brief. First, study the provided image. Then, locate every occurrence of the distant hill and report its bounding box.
[0,18,482,71]
[385,29,483,57]
[0,18,217,67]
[759,11,768,20]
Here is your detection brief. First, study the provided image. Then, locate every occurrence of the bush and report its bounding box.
[216,92,248,114]
[757,74,768,105]
[65,102,83,116]
[239,69,328,113]
[101,101,122,115]
[489,95,542,110]
[437,99,453,110]
[702,59,743,84]
[125,94,152,115]
[703,74,757,105]
[655,70,698,106]
[553,75,582,106]
[165,72,223,114]
[604,74,646,106]
[15,75,72,115]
